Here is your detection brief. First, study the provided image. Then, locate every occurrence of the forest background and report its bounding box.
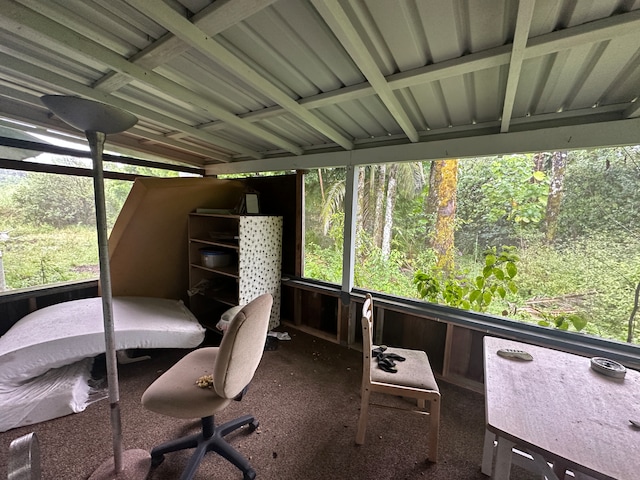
[304,146,640,345]
[1,146,639,345]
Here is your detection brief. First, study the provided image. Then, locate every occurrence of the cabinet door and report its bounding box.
[238,216,283,330]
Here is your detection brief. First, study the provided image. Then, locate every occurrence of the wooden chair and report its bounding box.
[355,293,441,462]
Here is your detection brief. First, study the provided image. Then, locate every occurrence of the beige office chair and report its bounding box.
[142,293,272,480]
[356,293,441,462]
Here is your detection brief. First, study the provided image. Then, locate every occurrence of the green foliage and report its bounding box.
[556,147,640,241]
[480,157,549,225]
[391,185,430,259]
[456,155,549,254]
[355,232,435,298]
[2,225,98,289]
[514,232,639,342]
[538,312,588,332]
[414,246,519,313]
[12,173,96,227]
[11,172,133,229]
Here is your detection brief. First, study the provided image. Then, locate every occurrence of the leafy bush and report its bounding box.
[513,232,639,341]
[414,245,519,312]
[13,172,96,227]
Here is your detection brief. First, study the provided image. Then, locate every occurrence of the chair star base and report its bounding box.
[151,415,259,480]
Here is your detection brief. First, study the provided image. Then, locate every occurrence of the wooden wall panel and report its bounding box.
[242,174,299,276]
[109,177,245,300]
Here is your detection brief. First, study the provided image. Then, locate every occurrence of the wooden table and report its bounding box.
[482,336,640,480]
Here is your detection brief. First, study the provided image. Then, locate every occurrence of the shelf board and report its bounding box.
[190,212,241,219]
[190,263,239,278]
[190,237,239,250]
[199,290,238,307]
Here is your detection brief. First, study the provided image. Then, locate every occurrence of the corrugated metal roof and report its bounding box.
[0,0,638,173]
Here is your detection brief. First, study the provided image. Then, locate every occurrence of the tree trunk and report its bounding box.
[318,168,325,203]
[381,164,398,260]
[545,151,567,244]
[426,159,458,274]
[373,164,386,248]
[357,166,366,234]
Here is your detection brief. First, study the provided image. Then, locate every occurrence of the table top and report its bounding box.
[484,336,640,480]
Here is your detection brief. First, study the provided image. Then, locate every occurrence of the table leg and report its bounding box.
[481,430,495,476]
[493,436,515,480]
[552,460,568,480]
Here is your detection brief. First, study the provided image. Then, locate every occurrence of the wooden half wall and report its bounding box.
[108,177,246,300]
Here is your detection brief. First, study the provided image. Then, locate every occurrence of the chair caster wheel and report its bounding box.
[243,469,256,480]
[150,454,165,468]
[249,420,259,431]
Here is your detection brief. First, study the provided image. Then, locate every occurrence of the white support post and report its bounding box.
[342,164,359,346]
[341,164,359,305]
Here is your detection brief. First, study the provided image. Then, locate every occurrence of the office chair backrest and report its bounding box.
[214,293,272,399]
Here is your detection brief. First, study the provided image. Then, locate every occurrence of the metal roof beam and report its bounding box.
[124,0,355,151]
[0,55,253,163]
[500,0,536,133]
[0,1,302,156]
[311,0,419,143]
[95,0,279,93]
[205,117,640,174]
[203,10,640,129]
[0,95,214,166]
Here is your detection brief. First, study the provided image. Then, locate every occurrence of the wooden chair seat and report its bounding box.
[370,345,439,391]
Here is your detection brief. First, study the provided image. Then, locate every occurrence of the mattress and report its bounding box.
[0,296,205,432]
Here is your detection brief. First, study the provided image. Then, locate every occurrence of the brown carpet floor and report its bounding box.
[0,327,538,479]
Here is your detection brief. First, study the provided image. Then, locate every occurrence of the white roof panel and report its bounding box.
[0,0,637,172]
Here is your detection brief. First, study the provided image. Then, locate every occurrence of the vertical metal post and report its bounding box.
[342,164,359,346]
[86,130,123,473]
[341,164,359,302]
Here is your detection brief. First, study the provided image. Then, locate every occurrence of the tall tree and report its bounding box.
[381,164,399,259]
[357,166,366,232]
[545,151,567,243]
[373,164,386,248]
[425,159,458,274]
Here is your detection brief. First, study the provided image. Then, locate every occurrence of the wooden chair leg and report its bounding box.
[355,387,371,445]
[427,397,440,462]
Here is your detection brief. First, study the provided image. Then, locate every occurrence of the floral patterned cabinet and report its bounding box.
[187,213,283,331]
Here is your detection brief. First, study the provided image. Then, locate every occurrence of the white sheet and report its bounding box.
[0,296,205,432]
[0,358,97,432]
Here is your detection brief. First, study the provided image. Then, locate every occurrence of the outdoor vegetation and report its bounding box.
[2,147,639,346]
[304,146,640,345]
[0,155,178,289]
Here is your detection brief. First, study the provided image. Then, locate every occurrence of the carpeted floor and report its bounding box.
[0,327,538,479]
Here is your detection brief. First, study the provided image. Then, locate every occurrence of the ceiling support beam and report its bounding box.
[0,54,252,162]
[312,0,419,142]
[94,0,279,93]
[0,1,303,156]
[624,100,640,118]
[205,117,640,175]
[500,0,536,133]
[124,0,354,151]
[200,9,640,130]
